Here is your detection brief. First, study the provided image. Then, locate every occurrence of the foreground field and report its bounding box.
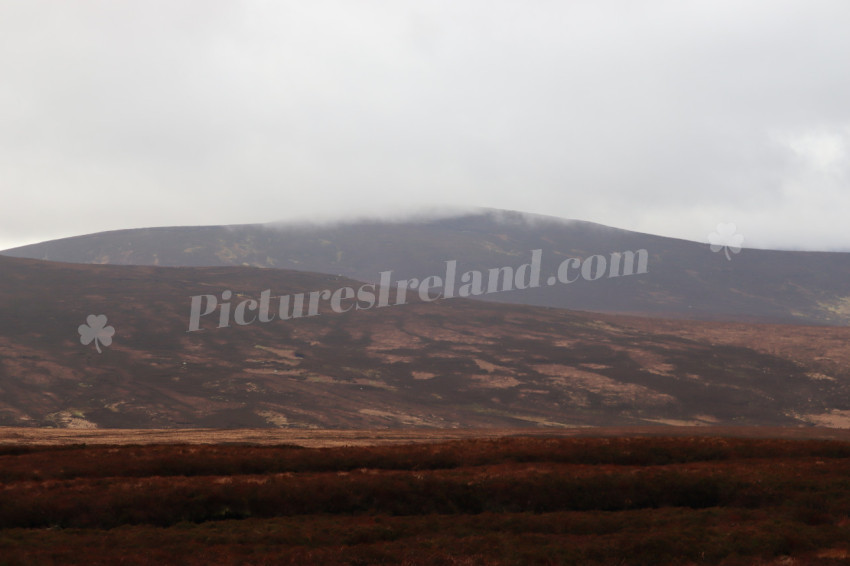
[3,435,850,565]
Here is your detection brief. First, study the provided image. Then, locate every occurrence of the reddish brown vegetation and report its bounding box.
[5,249,850,430]
[2,436,850,564]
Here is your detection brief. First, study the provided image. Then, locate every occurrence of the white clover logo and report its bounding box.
[708,223,744,261]
[78,314,115,353]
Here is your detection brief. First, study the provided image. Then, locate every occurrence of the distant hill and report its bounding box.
[4,209,850,325]
[2,254,850,429]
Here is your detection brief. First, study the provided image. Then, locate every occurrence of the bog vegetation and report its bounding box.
[2,436,850,564]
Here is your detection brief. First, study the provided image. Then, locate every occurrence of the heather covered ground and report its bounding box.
[2,435,850,564]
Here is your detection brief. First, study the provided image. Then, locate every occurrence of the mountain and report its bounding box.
[4,209,850,325]
[2,254,850,429]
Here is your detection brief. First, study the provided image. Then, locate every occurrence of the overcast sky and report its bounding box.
[1,1,848,252]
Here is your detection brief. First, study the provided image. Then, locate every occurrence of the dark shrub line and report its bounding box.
[0,466,834,529]
[3,437,850,482]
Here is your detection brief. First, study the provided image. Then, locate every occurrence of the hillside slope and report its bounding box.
[2,255,849,428]
[4,209,850,325]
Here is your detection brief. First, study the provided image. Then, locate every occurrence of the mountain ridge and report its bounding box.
[3,209,850,325]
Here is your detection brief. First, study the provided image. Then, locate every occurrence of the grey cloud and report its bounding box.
[1,0,849,251]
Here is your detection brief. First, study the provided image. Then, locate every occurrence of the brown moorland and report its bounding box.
[3,254,850,430]
[5,425,850,447]
[2,434,850,565]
